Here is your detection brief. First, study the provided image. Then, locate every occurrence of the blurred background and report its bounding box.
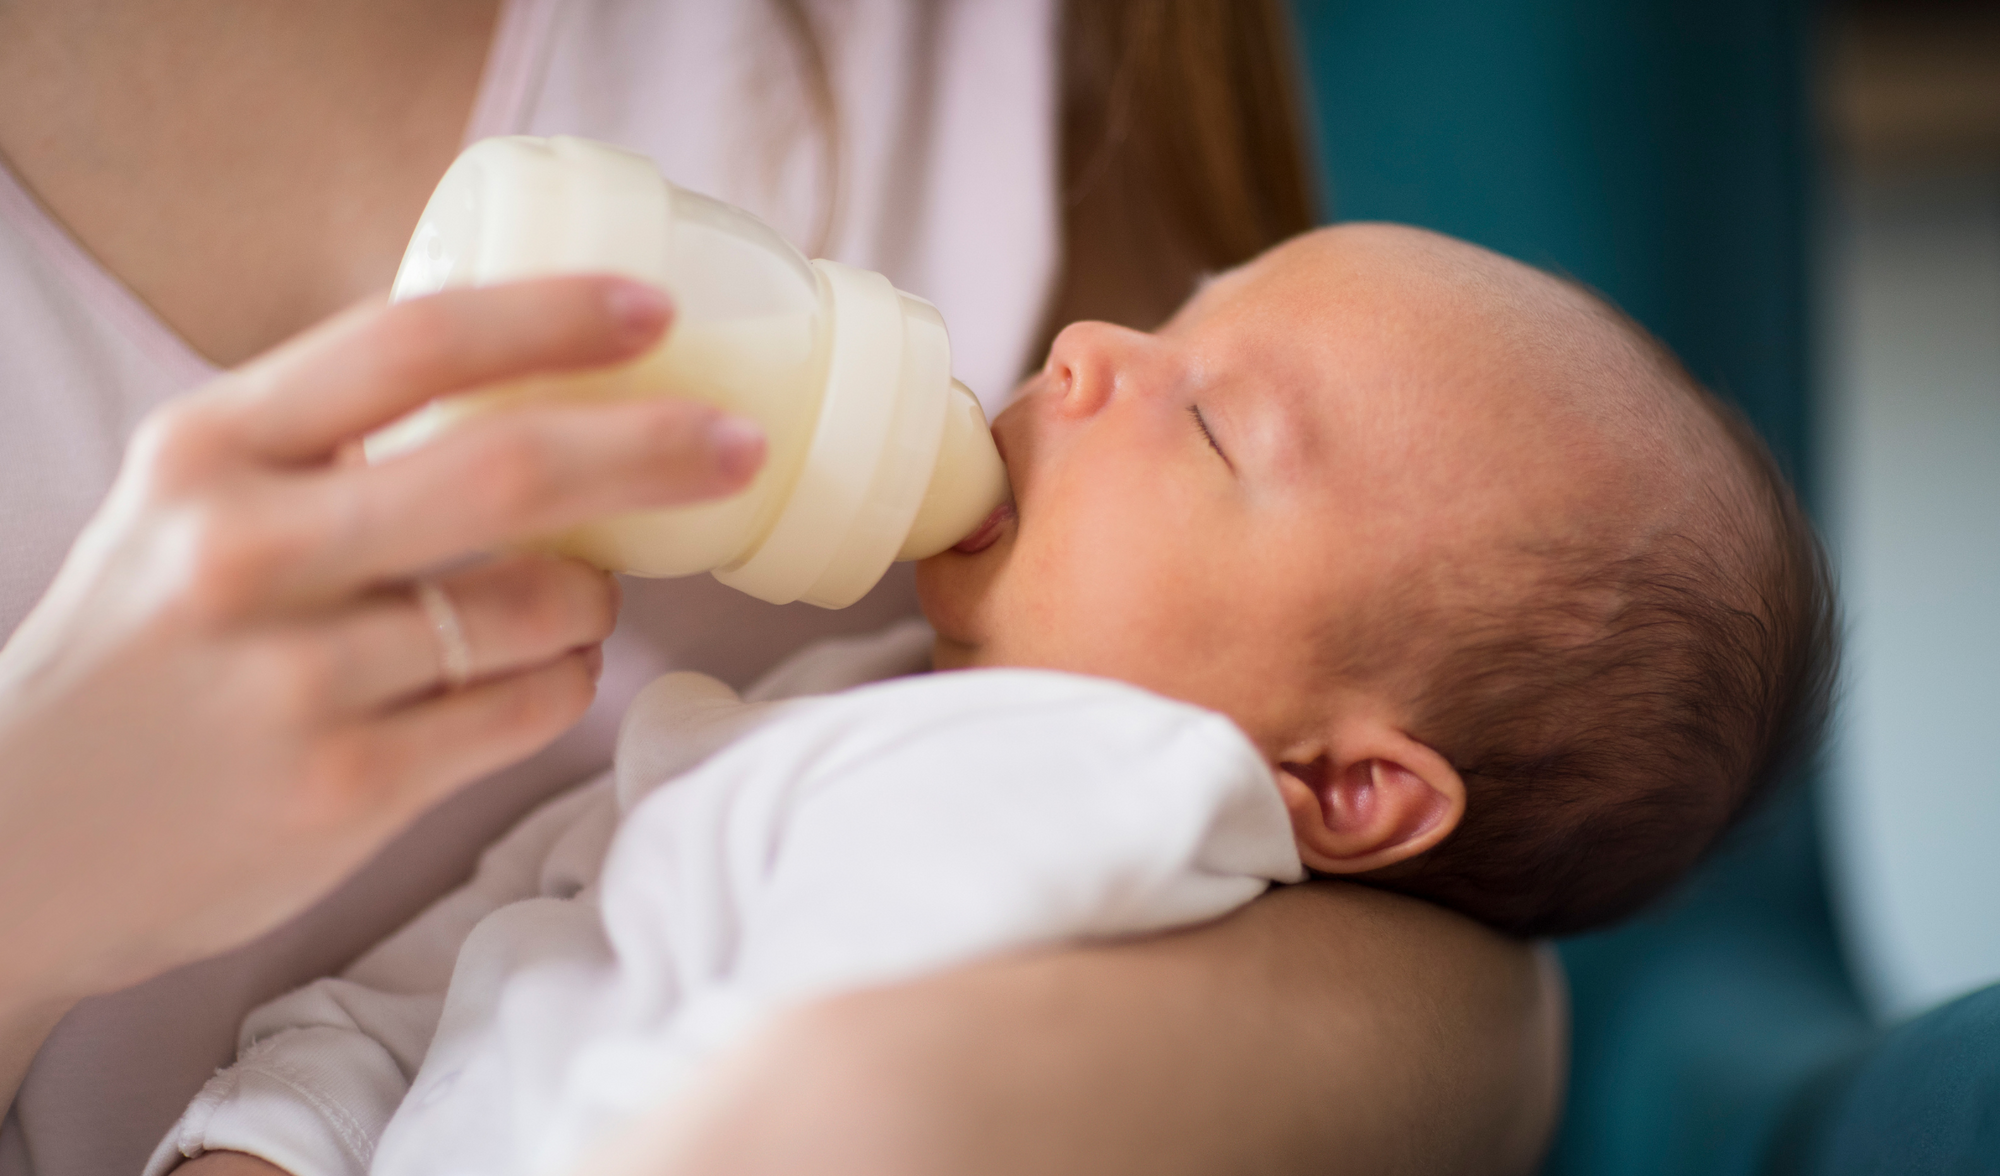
[1286,0,1999,1171]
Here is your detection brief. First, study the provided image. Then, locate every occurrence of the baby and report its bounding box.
[148,225,1834,1176]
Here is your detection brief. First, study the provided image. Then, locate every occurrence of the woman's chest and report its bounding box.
[0,0,497,367]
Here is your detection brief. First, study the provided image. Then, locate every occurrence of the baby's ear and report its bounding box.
[1274,726,1465,875]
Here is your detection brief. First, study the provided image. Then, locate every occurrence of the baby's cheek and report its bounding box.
[1058,568,1215,681]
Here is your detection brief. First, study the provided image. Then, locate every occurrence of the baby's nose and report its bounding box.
[1047,321,1143,419]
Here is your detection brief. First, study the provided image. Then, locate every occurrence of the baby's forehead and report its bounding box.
[1196,228,1730,542]
[1296,236,1676,420]
[1193,238,1601,422]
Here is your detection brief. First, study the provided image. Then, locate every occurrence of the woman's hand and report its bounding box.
[591,883,1566,1176]
[0,277,762,1055]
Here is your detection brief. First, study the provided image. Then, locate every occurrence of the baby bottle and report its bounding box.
[366,134,1009,609]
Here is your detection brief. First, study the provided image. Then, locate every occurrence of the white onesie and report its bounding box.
[146,624,1304,1176]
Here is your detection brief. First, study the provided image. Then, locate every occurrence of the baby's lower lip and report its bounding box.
[952,502,1016,554]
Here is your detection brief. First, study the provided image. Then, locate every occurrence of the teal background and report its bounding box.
[1290,0,1813,483]
[1287,2,1998,1172]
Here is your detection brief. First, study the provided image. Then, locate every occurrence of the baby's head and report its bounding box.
[917,224,1835,937]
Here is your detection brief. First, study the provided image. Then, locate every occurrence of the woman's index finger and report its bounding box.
[270,397,763,597]
[220,276,672,464]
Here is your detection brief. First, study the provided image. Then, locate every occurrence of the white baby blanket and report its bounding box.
[147,623,1303,1176]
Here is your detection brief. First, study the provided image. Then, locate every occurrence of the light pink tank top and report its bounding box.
[0,2,1055,1171]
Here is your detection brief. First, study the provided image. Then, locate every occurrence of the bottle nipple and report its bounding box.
[898,380,1010,560]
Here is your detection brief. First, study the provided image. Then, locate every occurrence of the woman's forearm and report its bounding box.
[604,882,1567,1176]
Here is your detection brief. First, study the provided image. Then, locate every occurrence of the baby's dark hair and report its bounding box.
[1364,316,1839,939]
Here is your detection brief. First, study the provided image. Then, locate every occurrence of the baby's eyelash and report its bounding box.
[1189,405,1234,471]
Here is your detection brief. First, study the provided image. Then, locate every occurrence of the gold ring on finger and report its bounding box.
[414,578,473,690]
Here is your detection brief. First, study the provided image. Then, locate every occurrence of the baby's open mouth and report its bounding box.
[952,502,1016,554]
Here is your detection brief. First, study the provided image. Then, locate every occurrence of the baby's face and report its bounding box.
[918,225,1666,759]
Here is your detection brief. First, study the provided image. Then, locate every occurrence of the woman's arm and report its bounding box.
[597,882,1566,1176]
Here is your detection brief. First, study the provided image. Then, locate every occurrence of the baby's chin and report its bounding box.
[912,523,1018,666]
[912,552,983,654]
[925,630,980,670]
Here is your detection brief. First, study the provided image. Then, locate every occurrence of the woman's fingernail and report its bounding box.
[605,281,671,341]
[707,416,766,481]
